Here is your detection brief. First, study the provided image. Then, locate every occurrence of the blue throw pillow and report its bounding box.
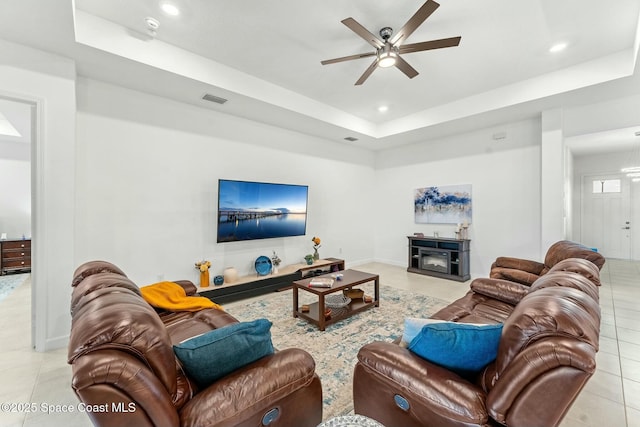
[401,317,486,347]
[408,322,503,373]
[173,318,274,388]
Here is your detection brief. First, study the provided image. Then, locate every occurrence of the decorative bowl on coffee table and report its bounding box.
[325,294,351,308]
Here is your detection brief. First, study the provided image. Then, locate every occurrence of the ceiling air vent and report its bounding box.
[344,136,359,142]
[202,94,228,105]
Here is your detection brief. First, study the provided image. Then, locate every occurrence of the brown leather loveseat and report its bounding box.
[68,261,322,427]
[353,242,605,427]
[489,240,605,286]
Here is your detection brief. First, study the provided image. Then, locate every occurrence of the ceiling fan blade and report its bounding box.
[355,59,379,85]
[321,51,377,65]
[390,0,440,46]
[398,36,462,54]
[395,56,419,79]
[342,17,385,49]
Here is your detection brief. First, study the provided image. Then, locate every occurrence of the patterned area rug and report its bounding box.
[0,273,29,303]
[223,284,448,420]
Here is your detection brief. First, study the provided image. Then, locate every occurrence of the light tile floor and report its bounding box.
[0,259,637,426]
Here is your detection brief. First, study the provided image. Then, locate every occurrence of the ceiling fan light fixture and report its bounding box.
[321,1,460,84]
[377,45,398,68]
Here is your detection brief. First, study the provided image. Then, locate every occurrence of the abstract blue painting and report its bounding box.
[414,184,472,224]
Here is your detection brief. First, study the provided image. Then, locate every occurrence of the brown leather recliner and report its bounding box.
[68,261,322,427]
[353,257,602,427]
[489,240,605,286]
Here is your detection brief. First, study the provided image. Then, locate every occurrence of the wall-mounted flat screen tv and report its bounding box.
[217,179,308,243]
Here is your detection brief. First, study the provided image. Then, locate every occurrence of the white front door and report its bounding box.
[581,174,631,259]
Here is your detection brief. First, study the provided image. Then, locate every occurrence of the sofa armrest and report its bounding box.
[354,342,488,427]
[173,280,198,296]
[487,339,596,427]
[179,348,321,427]
[493,257,545,274]
[470,278,530,306]
[71,350,180,427]
[490,257,546,286]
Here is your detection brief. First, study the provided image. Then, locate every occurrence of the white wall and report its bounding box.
[75,79,376,286]
[540,109,566,251]
[374,119,543,278]
[0,159,30,238]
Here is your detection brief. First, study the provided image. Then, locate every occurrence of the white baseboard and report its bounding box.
[42,335,69,352]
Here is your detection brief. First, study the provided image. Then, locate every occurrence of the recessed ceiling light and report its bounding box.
[378,105,389,113]
[549,42,567,53]
[161,2,180,16]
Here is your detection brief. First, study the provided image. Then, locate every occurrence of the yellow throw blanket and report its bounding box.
[141,281,223,312]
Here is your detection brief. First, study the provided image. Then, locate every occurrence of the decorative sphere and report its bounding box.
[213,275,224,286]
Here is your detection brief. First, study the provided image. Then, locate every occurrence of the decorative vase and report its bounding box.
[313,248,320,260]
[305,258,313,265]
[200,270,210,288]
[224,267,238,284]
[213,275,224,286]
[272,265,279,275]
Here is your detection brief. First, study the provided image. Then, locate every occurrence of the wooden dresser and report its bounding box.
[0,239,31,275]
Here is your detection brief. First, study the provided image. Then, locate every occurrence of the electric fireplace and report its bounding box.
[420,249,450,274]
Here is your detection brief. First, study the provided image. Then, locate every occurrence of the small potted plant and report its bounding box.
[312,236,321,260]
[304,254,314,265]
[195,260,211,288]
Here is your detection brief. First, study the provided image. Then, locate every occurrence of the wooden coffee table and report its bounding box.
[292,269,379,331]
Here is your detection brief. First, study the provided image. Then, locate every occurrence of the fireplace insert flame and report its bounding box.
[420,250,449,274]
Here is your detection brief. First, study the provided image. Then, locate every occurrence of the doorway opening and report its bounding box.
[581,173,632,259]
[0,95,35,345]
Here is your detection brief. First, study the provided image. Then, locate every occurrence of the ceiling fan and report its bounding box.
[321,0,461,85]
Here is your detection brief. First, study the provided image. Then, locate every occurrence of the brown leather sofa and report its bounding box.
[353,246,605,427]
[489,240,605,286]
[68,261,322,427]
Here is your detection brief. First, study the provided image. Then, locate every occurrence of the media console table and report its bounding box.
[407,236,470,282]
[199,258,345,304]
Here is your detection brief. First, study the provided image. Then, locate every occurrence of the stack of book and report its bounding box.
[308,278,334,288]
